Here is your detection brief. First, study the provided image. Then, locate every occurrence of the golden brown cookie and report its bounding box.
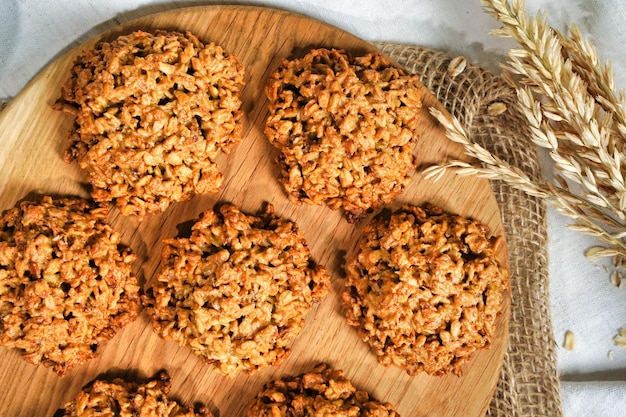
[55,30,245,218]
[265,48,422,222]
[59,371,212,416]
[0,196,139,376]
[246,363,399,417]
[143,203,330,376]
[342,204,508,376]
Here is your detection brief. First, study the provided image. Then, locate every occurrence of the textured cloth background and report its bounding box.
[1,1,626,416]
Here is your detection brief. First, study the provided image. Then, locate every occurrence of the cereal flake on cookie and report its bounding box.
[142,203,330,376]
[342,204,508,376]
[247,363,400,417]
[60,370,213,416]
[0,196,139,376]
[265,48,423,222]
[54,30,245,218]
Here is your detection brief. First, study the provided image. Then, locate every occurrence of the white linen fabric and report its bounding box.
[561,381,626,417]
[0,1,625,416]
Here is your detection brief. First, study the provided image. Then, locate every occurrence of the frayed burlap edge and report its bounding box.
[375,43,562,417]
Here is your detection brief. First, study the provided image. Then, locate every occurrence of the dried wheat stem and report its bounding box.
[428,107,626,259]
[561,25,626,130]
[478,0,626,262]
[483,0,626,199]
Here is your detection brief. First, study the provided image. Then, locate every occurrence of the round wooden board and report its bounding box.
[0,5,510,417]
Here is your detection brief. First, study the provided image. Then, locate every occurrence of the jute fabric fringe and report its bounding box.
[376,43,562,417]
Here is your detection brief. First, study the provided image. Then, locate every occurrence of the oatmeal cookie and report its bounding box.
[342,204,508,376]
[143,203,330,376]
[55,30,245,218]
[60,370,212,416]
[247,363,399,417]
[0,196,139,376]
[265,48,423,222]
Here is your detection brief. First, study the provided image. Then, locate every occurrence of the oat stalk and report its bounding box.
[426,109,626,258]
[427,0,626,266]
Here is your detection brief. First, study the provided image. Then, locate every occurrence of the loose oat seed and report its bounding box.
[447,56,467,77]
[614,328,626,348]
[488,102,508,116]
[564,330,576,350]
[610,270,622,287]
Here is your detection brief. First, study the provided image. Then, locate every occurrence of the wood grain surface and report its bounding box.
[0,6,510,417]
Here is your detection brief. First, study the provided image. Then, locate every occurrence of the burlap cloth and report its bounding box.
[375,43,562,417]
[0,42,561,417]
